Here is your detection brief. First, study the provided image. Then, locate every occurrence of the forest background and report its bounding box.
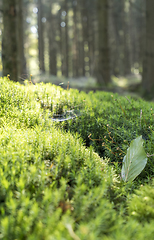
[0,0,154,98]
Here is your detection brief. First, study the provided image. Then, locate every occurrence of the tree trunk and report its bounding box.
[72,0,79,77]
[16,0,27,80]
[122,0,131,75]
[87,2,95,76]
[64,0,69,77]
[47,3,57,76]
[80,0,88,76]
[58,7,64,76]
[2,0,18,81]
[142,0,154,96]
[97,0,110,85]
[38,0,45,73]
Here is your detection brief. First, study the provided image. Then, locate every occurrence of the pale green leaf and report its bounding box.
[121,136,147,182]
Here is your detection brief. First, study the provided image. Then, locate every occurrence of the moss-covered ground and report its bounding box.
[0,77,154,239]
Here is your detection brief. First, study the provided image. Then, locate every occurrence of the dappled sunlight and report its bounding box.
[112,74,141,88]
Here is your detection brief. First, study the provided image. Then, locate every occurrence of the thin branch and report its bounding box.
[147,153,154,158]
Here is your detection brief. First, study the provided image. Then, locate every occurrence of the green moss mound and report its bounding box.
[0,77,154,239]
[50,89,154,182]
[129,181,154,222]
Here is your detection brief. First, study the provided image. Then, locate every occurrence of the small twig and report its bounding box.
[125,96,136,110]
[125,96,131,104]
[119,103,127,118]
[147,153,154,157]
[140,109,142,127]
[88,134,104,141]
[65,224,81,240]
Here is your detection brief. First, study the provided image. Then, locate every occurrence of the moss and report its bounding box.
[1,77,154,239]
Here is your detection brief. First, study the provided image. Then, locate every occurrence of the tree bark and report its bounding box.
[2,0,18,81]
[97,0,110,85]
[122,0,131,75]
[16,0,27,79]
[47,2,57,76]
[2,0,26,82]
[38,0,45,73]
[142,0,154,96]
[73,0,79,77]
[80,0,88,76]
[64,0,69,77]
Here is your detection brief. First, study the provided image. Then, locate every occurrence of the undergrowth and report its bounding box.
[0,77,154,239]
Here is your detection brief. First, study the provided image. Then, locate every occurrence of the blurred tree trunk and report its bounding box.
[80,0,88,76]
[57,8,62,76]
[2,0,26,82]
[38,0,45,73]
[58,5,64,76]
[58,0,69,77]
[78,8,84,77]
[142,0,154,96]
[97,0,110,85]
[87,2,95,76]
[64,0,69,77]
[2,0,18,81]
[0,0,3,74]
[109,0,120,76]
[73,0,79,77]
[121,0,131,75]
[47,2,57,76]
[16,0,27,79]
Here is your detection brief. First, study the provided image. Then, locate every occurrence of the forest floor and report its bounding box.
[34,72,142,98]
